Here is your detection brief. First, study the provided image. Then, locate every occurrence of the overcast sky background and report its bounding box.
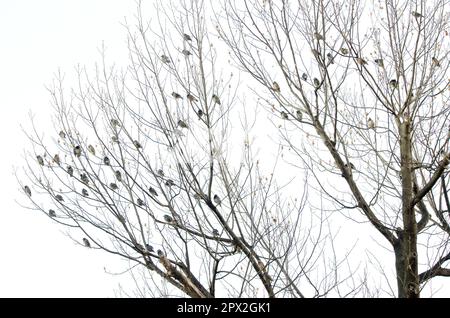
[1,1,449,298]
[0,0,137,297]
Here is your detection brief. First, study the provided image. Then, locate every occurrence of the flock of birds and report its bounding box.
[273,11,441,130]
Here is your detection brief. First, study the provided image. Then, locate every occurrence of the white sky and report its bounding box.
[0,0,136,297]
[0,0,448,298]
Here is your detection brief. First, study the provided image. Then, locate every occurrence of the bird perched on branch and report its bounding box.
[87,145,95,156]
[296,110,303,121]
[59,131,66,139]
[80,173,89,185]
[37,155,44,166]
[24,185,31,197]
[187,93,198,103]
[157,169,165,177]
[356,57,367,65]
[172,92,182,99]
[157,249,164,257]
[110,119,120,127]
[178,119,189,129]
[313,78,320,88]
[163,214,174,223]
[137,198,145,207]
[82,188,89,197]
[212,94,221,105]
[53,154,60,165]
[326,52,334,64]
[301,73,308,81]
[103,156,110,165]
[55,194,64,202]
[149,187,158,196]
[367,118,375,129]
[165,179,174,187]
[340,48,349,55]
[213,194,221,206]
[412,11,423,18]
[133,140,142,149]
[73,146,82,157]
[182,49,192,56]
[272,81,280,93]
[109,183,118,190]
[374,59,384,67]
[314,32,324,41]
[83,238,91,248]
[197,109,204,119]
[48,209,56,217]
[67,165,74,177]
[281,111,289,120]
[146,243,154,253]
[432,57,441,67]
[212,229,219,237]
[160,54,171,64]
[115,170,122,182]
[389,79,398,89]
[183,33,192,41]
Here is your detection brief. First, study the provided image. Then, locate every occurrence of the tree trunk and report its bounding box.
[396,120,419,298]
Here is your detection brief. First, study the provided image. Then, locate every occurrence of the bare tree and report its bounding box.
[218,0,449,298]
[17,0,359,298]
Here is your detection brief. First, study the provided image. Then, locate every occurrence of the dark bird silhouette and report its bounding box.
[296,110,303,121]
[281,111,289,120]
[178,119,189,129]
[187,93,198,103]
[87,145,95,156]
[103,156,110,165]
[183,33,192,41]
[145,243,154,253]
[163,214,173,223]
[301,73,308,81]
[48,209,56,217]
[73,146,82,157]
[432,57,441,67]
[197,109,204,119]
[314,32,324,41]
[356,57,367,65]
[59,130,66,139]
[115,170,122,182]
[165,179,174,187]
[161,54,171,64]
[157,169,165,177]
[133,140,142,149]
[110,119,120,127]
[212,94,221,105]
[67,165,74,177]
[213,194,221,206]
[109,183,118,190]
[212,229,219,237]
[272,81,280,93]
[374,59,384,67]
[172,92,182,99]
[367,117,375,129]
[55,194,64,202]
[389,79,398,89]
[149,187,158,196]
[182,49,192,56]
[80,173,89,185]
[24,185,31,197]
[157,249,164,257]
[53,154,60,165]
[412,11,423,18]
[313,78,320,88]
[83,238,91,248]
[82,188,89,197]
[326,52,334,64]
[37,155,44,166]
[137,198,145,206]
[340,48,349,55]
